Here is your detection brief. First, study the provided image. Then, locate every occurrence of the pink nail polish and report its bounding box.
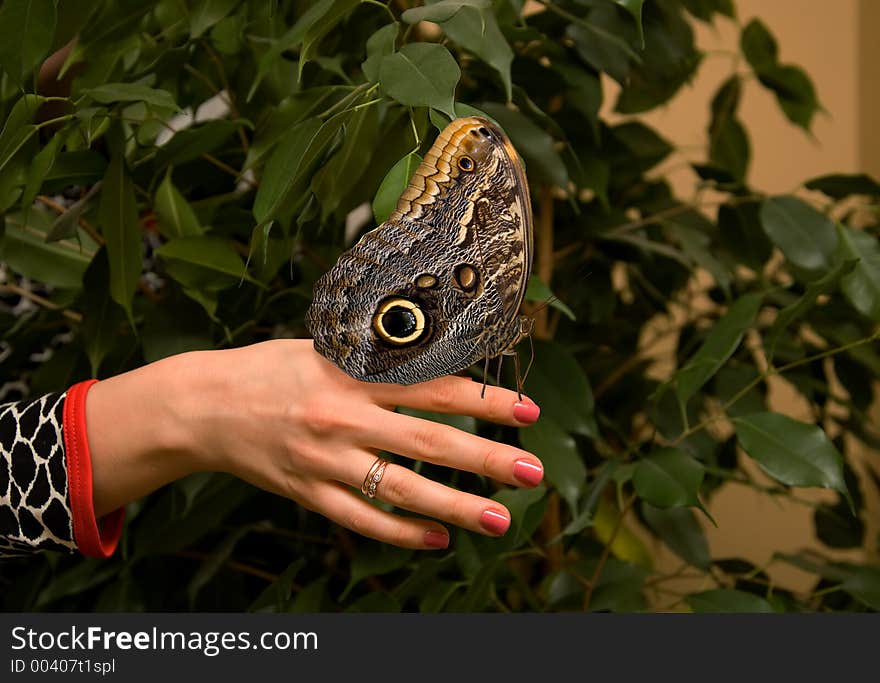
[424,530,449,549]
[513,401,540,424]
[513,459,544,487]
[480,509,510,535]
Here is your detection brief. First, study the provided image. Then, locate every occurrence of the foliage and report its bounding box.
[1,0,878,613]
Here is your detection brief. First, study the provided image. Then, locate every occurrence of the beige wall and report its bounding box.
[612,0,879,595]
[605,0,865,195]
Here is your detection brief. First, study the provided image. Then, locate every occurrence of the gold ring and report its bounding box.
[361,457,389,498]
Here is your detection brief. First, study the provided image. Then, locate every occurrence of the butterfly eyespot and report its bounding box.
[458,155,475,172]
[372,297,427,346]
[415,274,439,289]
[454,264,480,293]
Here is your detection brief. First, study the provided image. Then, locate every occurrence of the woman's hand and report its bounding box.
[86,339,542,550]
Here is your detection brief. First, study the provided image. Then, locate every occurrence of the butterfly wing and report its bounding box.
[306,116,533,384]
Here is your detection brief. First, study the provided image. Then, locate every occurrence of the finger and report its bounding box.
[342,456,513,537]
[368,374,541,426]
[358,408,544,488]
[310,480,451,550]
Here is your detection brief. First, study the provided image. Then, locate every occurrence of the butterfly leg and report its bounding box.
[480,353,491,399]
[496,354,505,392]
[512,349,523,401]
[522,332,536,387]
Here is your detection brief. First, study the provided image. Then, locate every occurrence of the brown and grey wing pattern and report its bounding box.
[306,116,533,384]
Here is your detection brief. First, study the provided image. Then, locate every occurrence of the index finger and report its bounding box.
[368,374,540,427]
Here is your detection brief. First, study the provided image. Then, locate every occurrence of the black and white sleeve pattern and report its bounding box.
[0,393,77,558]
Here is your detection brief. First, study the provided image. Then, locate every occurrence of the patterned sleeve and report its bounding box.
[0,381,124,559]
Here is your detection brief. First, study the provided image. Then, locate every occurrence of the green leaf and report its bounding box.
[46,183,101,243]
[312,103,381,220]
[0,95,46,180]
[525,275,576,321]
[188,0,240,38]
[686,589,774,613]
[83,82,179,111]
[155,168,203,238]
[518,417,586,511]
[740,18,777,73]
[298,0,360,81]
[141,293,213,363]
[438,6,514,101]
[362,22,398,84]
[758,64,820,131]
[341,543,413,599]
[708,77,749,181]
[759,196,838,273]
[641,503,711,570]
[634,448,705,509]
[524,340,596,437]
[244,87,346,170]
[765,258,859,358]
[717,201,772,273]
[840,565,880,610]
[41,150,107,192]
[478,102,568,188]
[379,42,460,119]
[248,559,306,613]
[186,525,251,607]
[680,0,735,23]
[157,236,248,287]
[247,0,334,101]
[615,0,645,45]
[674,293,762,414]
[566,21,638,86]
[372,152,422,225]
[805,173,880,199]
[733,412,850,501]
[489,485,547,553]
[253,114,342,225]
[20,134,61,220]
[401,0,490,24]
[837,225,880,321]
[0,208,91,288]
[80,249,126,376]
[155,120,241,167]
[0,0,57,85]
[97,140,142,323]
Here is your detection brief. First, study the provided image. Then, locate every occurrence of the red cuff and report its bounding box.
[63,380,125,559]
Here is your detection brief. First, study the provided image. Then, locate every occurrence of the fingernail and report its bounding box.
[424,530,450,549]
[513,459,544,487]
[513,400,540,424]
[480,509,510,536]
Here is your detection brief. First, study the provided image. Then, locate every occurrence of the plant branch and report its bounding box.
[0,283,83,323]
[583,493,636,611]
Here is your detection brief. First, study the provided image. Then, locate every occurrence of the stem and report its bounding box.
[672,330,880,445]
[35,195,105,246]
[0,283,83,323]
[583,494,636,611]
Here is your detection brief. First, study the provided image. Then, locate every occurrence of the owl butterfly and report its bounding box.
[306,116,534,396]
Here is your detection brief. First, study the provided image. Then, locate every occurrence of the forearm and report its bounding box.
[86,352,211,517]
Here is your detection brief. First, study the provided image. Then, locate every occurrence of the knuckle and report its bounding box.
[391,523,413,548]
[301,400,349,437]
[480,445,501,476]
[383,469,417,505]
[446,496,471,527]
[411,425,442,457]
[428,378,459,411]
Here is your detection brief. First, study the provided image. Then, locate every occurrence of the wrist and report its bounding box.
[85,351,212,516]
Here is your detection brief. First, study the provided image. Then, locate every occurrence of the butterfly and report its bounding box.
[306,115,534,395]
